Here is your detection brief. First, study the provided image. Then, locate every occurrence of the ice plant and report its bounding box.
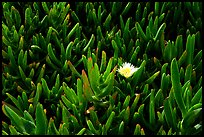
[117,62,139,78]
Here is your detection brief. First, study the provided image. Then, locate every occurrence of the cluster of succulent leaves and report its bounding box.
[2,2,202,135]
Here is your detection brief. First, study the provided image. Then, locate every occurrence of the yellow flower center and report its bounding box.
[120,67,131,78]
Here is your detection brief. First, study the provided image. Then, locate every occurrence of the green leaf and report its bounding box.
[65,23,79,44]
[157,111,164,124]
[62,82,77,105]
[83,34,95,52]
[58,4,70,25]
[86,120,99,134]
[184,64,192,83]
[135,22,147,41]
[182,108,201,130]
[178,50,187,67]
[186,34,195,65]
[42,2,49,14]
[77,128,86,135]
[131,60,146,87]
[35,103,48,135]
[82,70,94,101]
[68,61,81,78]
[71,11,81,24]
[47,118,60,135]
[160,73,170,97]
[23,110,34,123]
[47,43,62,67]
[154,2,159,16]
[96,26,104,41]
[41,78,51,99]
[142,7,147,19]
[97,5,102,25]
[193,50,202,68]
[33,83,42,108]
[149,91,155,126]
[21,92,29,110]
[90,109,100,127]
[54,74,60,90]
[122,95,130,109]
[21,117,36,134]
[111,40,119,63]
[12,6,21,28]
[130,94,140,116]
[100,51,107,73]
[89,63,100,95]
[118,121,124,135]
[103,57,113,80]
[25,7,32,26]
[8,46,18,70]
[120,15,125,31]
[175,35,183,57]
[98,70,115,98]
[103,13,111,30]
[158,11,165,24]
[46,55,59,71]
[2,35,12,47]
[36,64,46,84]
[124,106,130,124]
[153,23,166,41]
[146,25,152,40]
[145,71,160,84]
[130,46,140,64]
[91,9,98,25]
[28,104,34,116]
[87,57,93,75]
[164,98,177,130]
[191,87,202,107]
[52,32,61,48]
[154,89,164,108]
[157,126,165,135]
[9,125,21,135]
[18,65,27,82]
[31,45,41,53]
[171,58,187,117]
[134,124,141,135]
[141,128,145,135]
[161,63,168,75]
[188,103,202,113]
[4,105,26,133]
[105,111,115,131]
[61,105,70,127]
[77,78,83,102]
[6,93,23,114]
[121,2,132,16]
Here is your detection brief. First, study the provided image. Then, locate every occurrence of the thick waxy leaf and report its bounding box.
[164,98,177,130]
[4,105,26,133]
[86,120,99,134]
[186,34,195,65]
[105,111,115,131]
[136,22,147,41]
[47,43,62,67]
[171,58,187,117]
[182,108,202,130]
[6,93,23,113]
[35,103,48,135]
[134,124,141,135]
[68,61,81,78]
[131,60,146,87]
[77,128,86,135]
[82,70,94,101]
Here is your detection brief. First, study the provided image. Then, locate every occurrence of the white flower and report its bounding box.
[117,62,139,78]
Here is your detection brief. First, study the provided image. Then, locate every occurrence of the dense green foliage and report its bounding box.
[2,2,202,135]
